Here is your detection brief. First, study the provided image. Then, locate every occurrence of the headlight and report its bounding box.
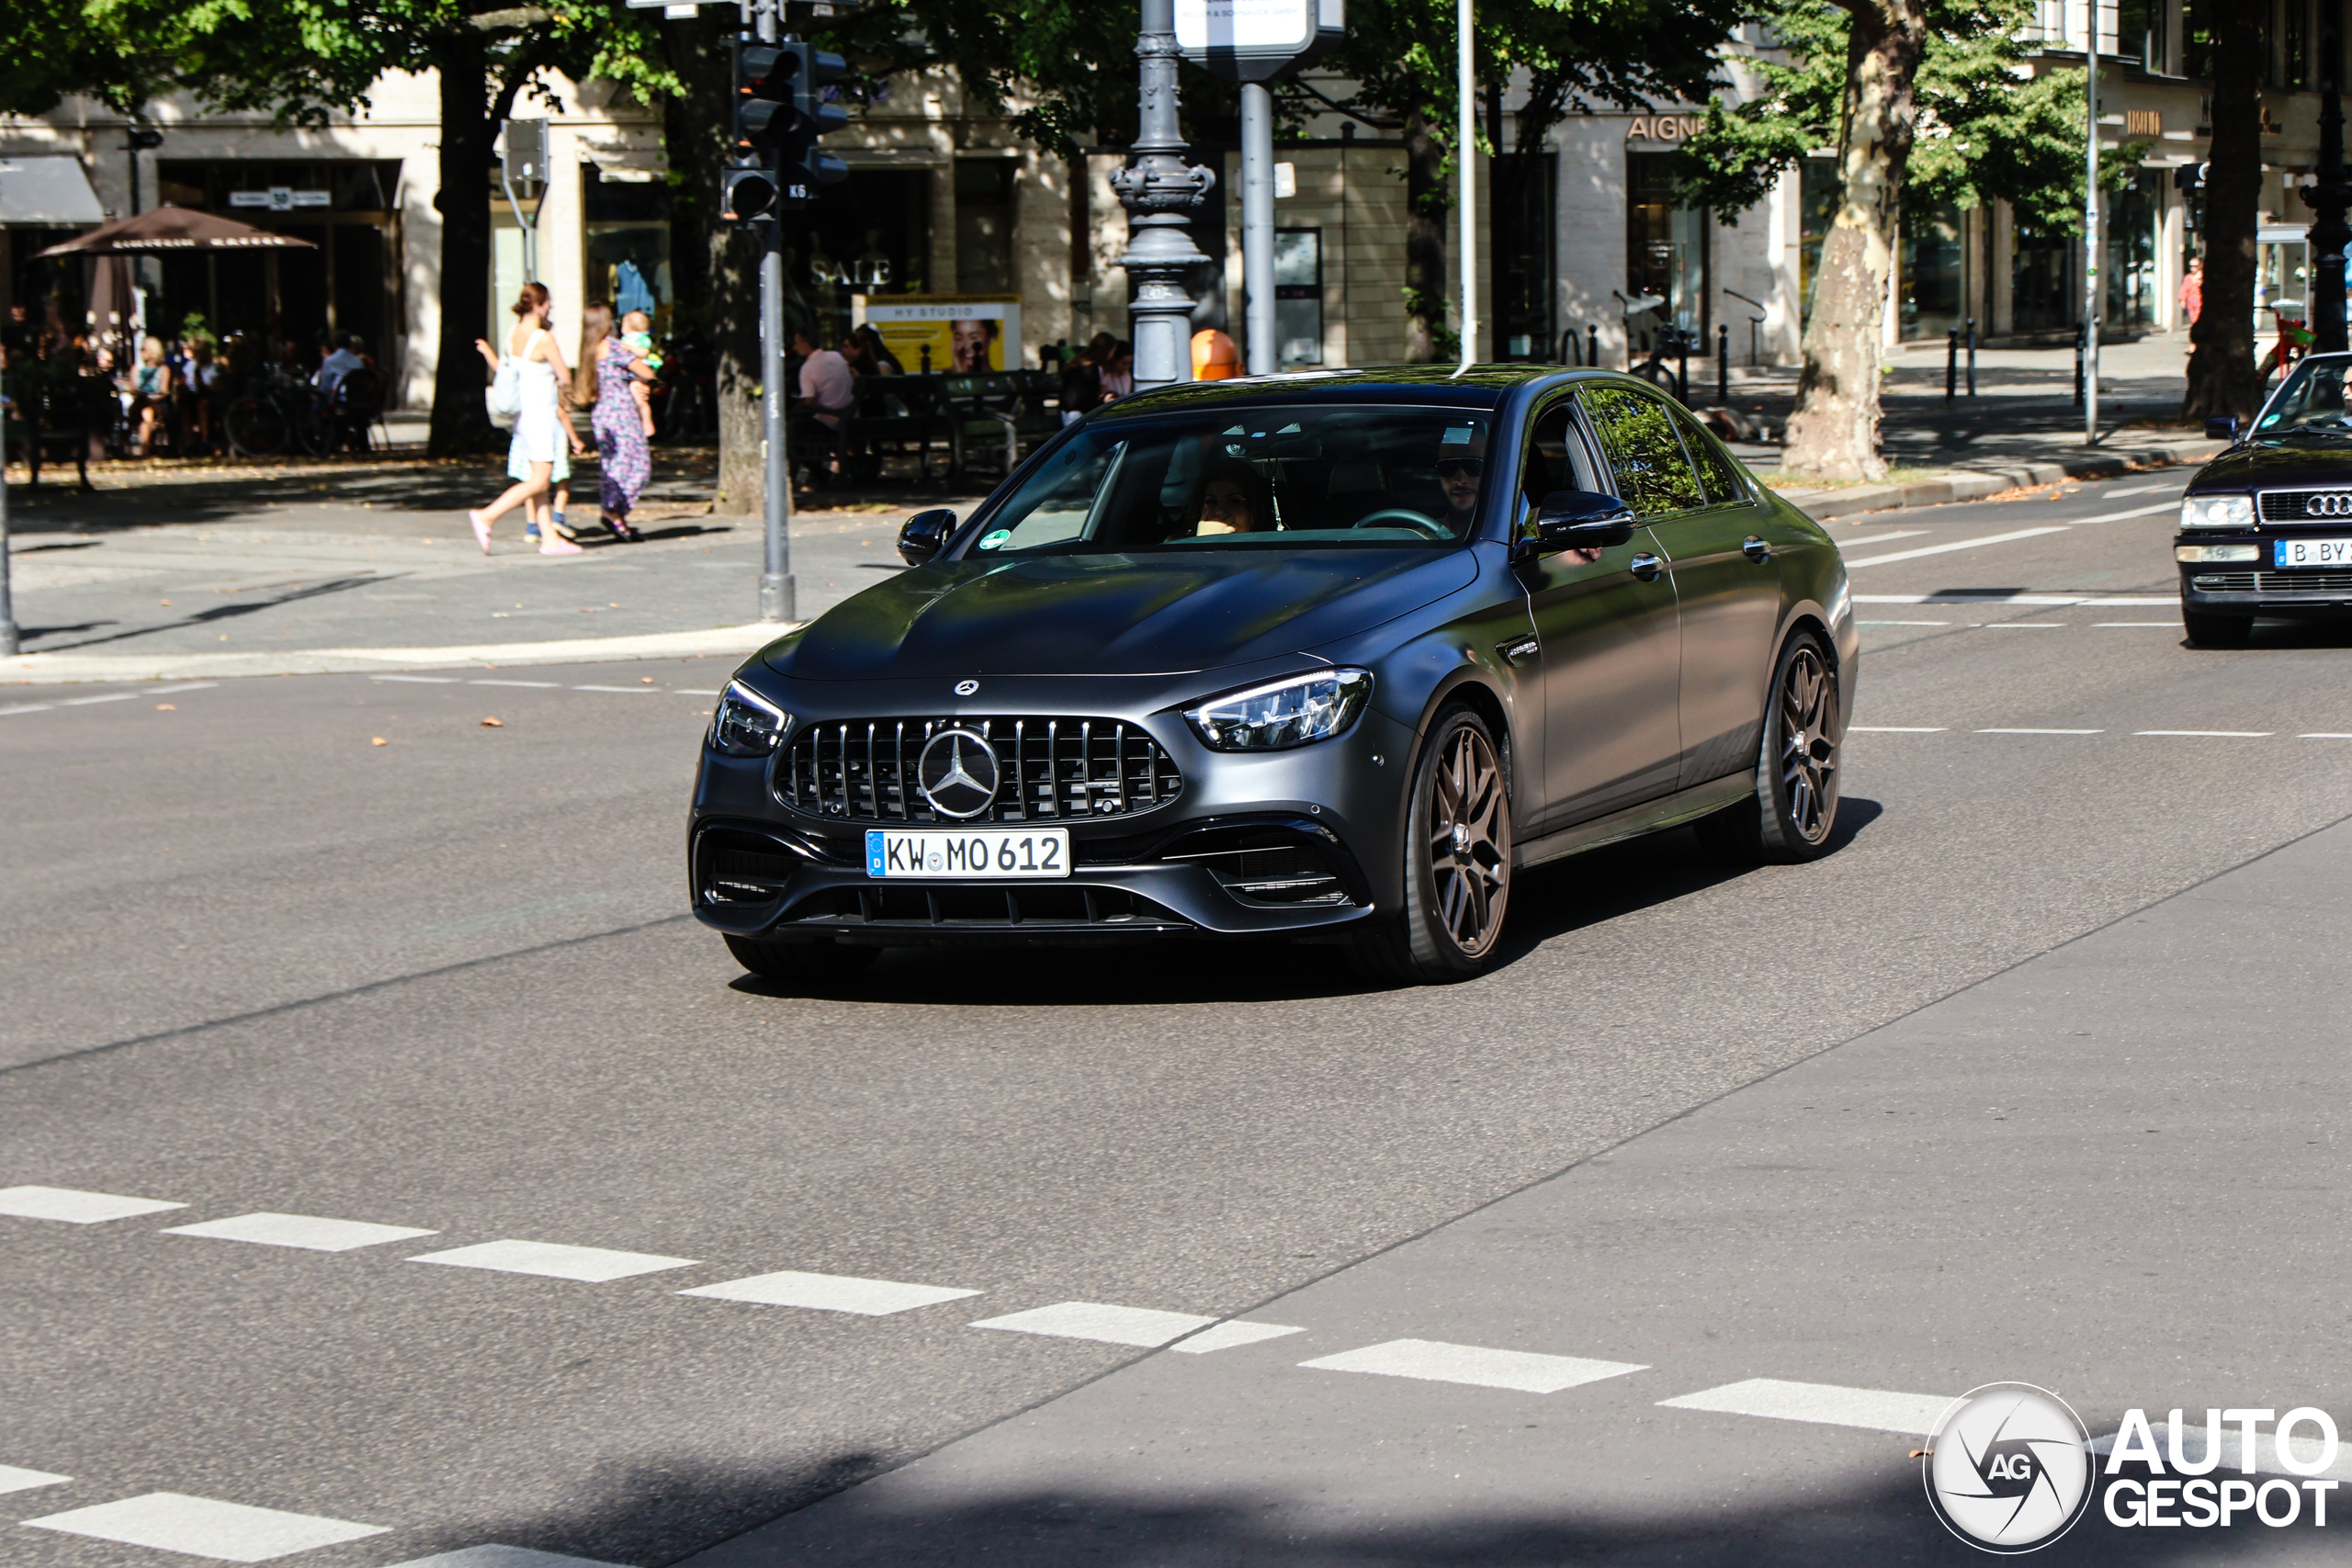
[2180,494,2254,529]
[708,681,791,757]
[2177,544,2260,562]
[1184,669,1373,751]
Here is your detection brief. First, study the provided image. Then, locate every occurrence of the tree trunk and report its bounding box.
[1402,111,1446,364]
[2183,11,2264,420]
[1780,0,1926,482]
[428,33,496,457]
[668,13,763,515]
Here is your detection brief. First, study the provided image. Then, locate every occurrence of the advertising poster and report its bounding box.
[854,294,1022,375]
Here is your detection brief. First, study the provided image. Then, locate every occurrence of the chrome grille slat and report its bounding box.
[2258,489,2352,523]
[777,716,1183,823]
[2193,570,2352,591]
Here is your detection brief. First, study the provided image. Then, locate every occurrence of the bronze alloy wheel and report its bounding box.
[1777,642,1837,847]
[1428,720,1510,954]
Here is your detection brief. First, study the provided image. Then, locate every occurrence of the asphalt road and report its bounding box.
[6,470,2352,1567]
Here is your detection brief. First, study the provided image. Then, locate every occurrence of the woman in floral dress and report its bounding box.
[586,303,656,542]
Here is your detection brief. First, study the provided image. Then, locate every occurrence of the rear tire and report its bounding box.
[723,934,881,986]
[2182,606,2254,648]
[1351,705,1513,986]
[1697,631,1842,866]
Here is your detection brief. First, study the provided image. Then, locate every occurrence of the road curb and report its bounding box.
[0,623,788,686]
[1779,441,2221,522]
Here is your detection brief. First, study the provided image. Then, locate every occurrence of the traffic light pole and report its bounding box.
[751,0,795,624]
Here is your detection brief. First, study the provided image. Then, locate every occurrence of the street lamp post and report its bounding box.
[1455,0,1476,372]
[2083,0,2100,445]
[1114,0,1216,390]
[2312,0,2352,355]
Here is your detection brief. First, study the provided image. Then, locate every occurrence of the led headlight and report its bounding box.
[707,681,791,757]
[2180,494,2254,529]
[1185,669,1372,751]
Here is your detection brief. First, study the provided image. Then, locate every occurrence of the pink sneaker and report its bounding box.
[469,511,493,554]
[538,536,584,556]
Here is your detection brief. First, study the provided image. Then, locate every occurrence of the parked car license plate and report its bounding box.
[2275,536,2352,568]
[865,828,1070,879]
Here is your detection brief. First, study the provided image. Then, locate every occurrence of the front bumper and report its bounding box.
[689,682,1418,945]
[2177,534,2352,615]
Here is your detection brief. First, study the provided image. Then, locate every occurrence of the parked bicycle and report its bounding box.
[1615,289,1698,394]
[223,368,330,458]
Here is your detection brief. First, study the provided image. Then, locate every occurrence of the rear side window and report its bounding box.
[1669,405,1751,505]
[1577,384,1705,517]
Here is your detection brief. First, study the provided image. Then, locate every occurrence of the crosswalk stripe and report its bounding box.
[0,1185,187,1224]
[1172,1320,1306,1354]
[23,1493,389,1562]
[1299,1338,1646,1394]
[383,1549,634,1568]
[1657,1377,1953,1434]
[970,1302,1216,1348]
[407,1240,698,1283]
[0,1464,71,1495]
[680,1269,979,1316]
[164,1213,439,1253]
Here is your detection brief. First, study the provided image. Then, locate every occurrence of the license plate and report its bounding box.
[2275,536,2352,568]
[865,828,1069,879]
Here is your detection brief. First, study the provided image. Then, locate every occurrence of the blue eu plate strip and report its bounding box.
[865,829,886,876]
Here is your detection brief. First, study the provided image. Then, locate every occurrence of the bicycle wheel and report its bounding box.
[225,393,289,457]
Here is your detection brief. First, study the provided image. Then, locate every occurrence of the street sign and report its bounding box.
[229,188,331,211]
[1175,0,1342,81]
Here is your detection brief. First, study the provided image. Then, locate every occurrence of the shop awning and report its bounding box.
[0,155,105,225]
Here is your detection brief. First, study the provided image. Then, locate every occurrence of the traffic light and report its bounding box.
[723,36,849,222]
[776,41,850,207]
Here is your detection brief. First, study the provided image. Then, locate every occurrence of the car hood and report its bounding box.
[2193,441,2352,492]
[767,548,1481,680]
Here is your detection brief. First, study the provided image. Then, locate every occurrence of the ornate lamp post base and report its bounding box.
[1113,0,1216,390]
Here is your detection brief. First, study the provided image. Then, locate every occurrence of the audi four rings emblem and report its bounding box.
[917,729,1001,818]
[2302,491,2352,516]
[954,679,980,695]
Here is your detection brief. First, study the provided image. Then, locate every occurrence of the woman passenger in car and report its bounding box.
[1193,460,1272,535]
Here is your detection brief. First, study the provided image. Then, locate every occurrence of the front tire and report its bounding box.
[1352,705,1512,985]
[2182,606,2254,648]
[1697,631,1842,865]
[724,934,881,987]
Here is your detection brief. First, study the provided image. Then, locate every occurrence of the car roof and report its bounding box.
[1095,363,1605,420]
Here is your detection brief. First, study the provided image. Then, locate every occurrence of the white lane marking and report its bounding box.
[970,1302,1216,1348]
[2055,501,2180,525]
[164,1213,439,1252]
[57,692,141,706]
[0,705,53,716]
[2092,621,2178,627]
[1977,622,2064,629]
[1860,619,1950,626]
[673,688,723,696]
[1976,728,2103,735]
[1173,1320,1307,1354]
[2135,729,2273,738]
[471,679,561,688]
[370,675,459,683]
[1298,1338,1647,1394]
[2301,732,2352,739]
[1841,526,2069,569]
[383,1548,635,1568]
[408,1239,698,1282]
[1837,529,1929,545]
[680,1269,980,1316]
[1850,726,1948,733]
[2102,482,2181,498]
[23,1493,390,1562]
[573,684,655,693]
[1856,594,2179,606]
[0,1185,187,1224]
[0,1465,71,1495]
[1657,1377,1952,1435]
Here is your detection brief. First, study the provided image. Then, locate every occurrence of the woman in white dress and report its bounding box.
[468,282,586,555]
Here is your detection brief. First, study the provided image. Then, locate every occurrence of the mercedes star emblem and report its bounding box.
[955,679,980,695]
[917,728,1001,818]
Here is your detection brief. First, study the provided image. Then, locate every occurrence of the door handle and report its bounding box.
[1743,535,1771,563]
[1629,552,1663,581]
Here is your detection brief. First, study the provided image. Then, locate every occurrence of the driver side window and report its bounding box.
[1578,384,1706,518]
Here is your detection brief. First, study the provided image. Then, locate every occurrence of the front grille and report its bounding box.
[777,716,1183,823]
[2191,570,2352,592]
[783,884,1189,930]
[2258,490,2352,522]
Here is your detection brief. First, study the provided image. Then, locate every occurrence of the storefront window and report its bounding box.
[1899,202,1966,342]
[2118,0,2162,70]
[2106,173,2161,330]
[1272,228,1324,365]
[2011,221,2076,333]
[1626,152,1707,342]
[582,165,672,333]
[791,168,933,347]
[1491,152,1555,359]
[150,159,397,363]
[955,160,1014,294]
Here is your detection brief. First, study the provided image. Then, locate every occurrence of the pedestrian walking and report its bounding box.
[469,282,585,556]
[578,302,653,542]
[2178,256,2204,341]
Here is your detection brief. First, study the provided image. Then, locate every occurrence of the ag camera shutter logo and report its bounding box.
[1923,1383,2094,1552]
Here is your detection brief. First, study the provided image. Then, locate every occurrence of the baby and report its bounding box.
[620,310,661,437]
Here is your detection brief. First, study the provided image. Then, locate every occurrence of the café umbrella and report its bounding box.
[33,204,318,256]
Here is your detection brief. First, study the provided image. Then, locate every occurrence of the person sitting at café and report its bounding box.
[315,331,366,400]
[128,335,174,457]
[179,333,223,453]
[850,323,902,376]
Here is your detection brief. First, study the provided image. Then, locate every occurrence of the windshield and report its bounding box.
[958,405,1492,556]
[2257,354,2352,435]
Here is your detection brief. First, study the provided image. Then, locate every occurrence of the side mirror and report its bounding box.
[898,508,957,567]
[1522,490,1637,557]
[2206,415,2243,443]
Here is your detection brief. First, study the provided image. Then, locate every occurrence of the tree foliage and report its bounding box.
[1675,0,2143,229]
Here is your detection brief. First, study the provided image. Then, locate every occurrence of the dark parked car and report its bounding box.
[2181,351,2352,646]
[691,367,1858,986]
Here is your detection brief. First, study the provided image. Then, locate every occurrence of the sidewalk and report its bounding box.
[2,340,2215,684]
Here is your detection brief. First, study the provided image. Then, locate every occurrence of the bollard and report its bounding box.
[2074,321,2086,409]
[1561,328,1577,366]
[1589,323,1601,371]
[1947,328,1958,401]
[1677,338,1690,403]
[1718,323,1730,405]
[1965,318,1977,396]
